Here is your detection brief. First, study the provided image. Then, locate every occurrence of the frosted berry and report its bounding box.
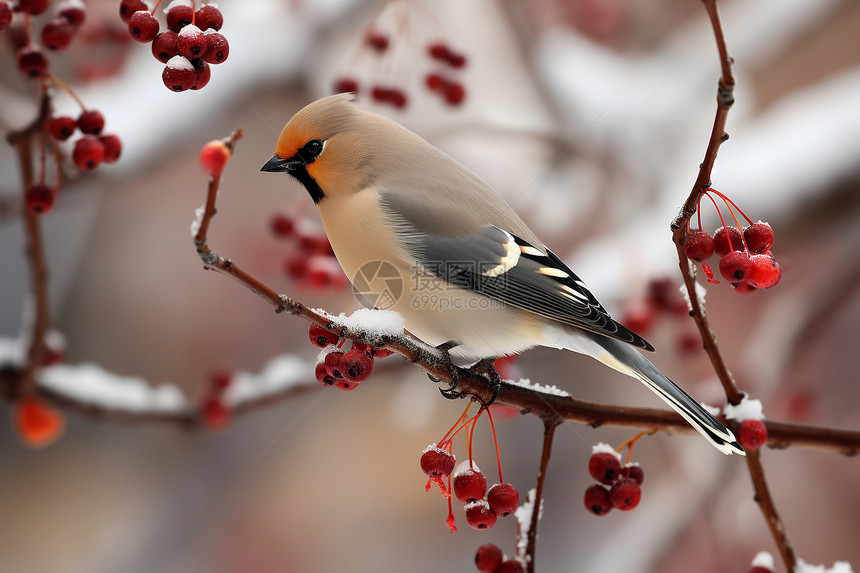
[487,482,519,517]
[465,500,497,530]
[41,17,75,50]
[719,250,752,283]
[72,136,105,171]
[14,396,65,448]
[119,0,146,23]
[738,419,767,450]
[323,350,345,379]
[162,55,195,91]
[17,0,48,15]
[584,484,612,515]
[453,464,487,503]
[151,31,179,63]
[314,361,335,386]
[308,324,339,348]
[100,134,122,163]
[744,222,774,254]
[609,478,641,510]
[129,10,159,42]
[17,47,49,79]
[195,4,223,31]
[269,212,295,238]
[365,30,389,52]
[683,231,715,261]
[0,1,11,32]
[474,543,503,573]
[713,226,744,257]
[25,183,56,215]
[201,396,230,429]
[177,25,207,58]
[746,254,781,289]
[496,560,525,573]
[420,447,455,477]
[191,58,210,90]
[444,83,466,106]
[165,2,193,33]
[199,139,230,176]
[622,463,644,485]
[341,349,373,383]
[202,32,229,64]
[588,451,622,485]
[77,109,105,135]
[333,76,358,94]
[57,0,86,27]
[46,116,77,140]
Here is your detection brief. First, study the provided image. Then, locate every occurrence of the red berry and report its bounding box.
[162,55,196,91]
[719,250,752,283]
[446,52,467,68]
[314,361,335,386]
[151,31,179,63]
[119,0,147,23]
[748,567,774,573]
[0,1,12,32]
[77,109,105,135]
[17,0,48,15]
[322,351,344,380]
[195,4,223,31]
[191,58,210,90]
[17,47,49,79]
[621,463,644,485]
[129,10,159,42]
[72,135,105,171]
[202,396,230,429]
[25,183,56,215]
[428,42,450,61]
[365,30,389,52]
[165,1,193,33]
[388,89,408,109]
[340,349,374,383]
[332,76,358,95]
[308,324,339,348]
[453,463,487,503]
[733,281,757,294]
[209,369,232,392]
[371,347,393,358]
[588,451,622,485]
[57,0,86,27]
[744,222,774,254]
[444,83,466,106]
[100,134,122,163]
[465,500,497,530]
[199,139,230,176]
[333,378,358,391]
[202,32,229,64]
[41,17,75,50]
[746,254,781,289]
[177,25,207,58]
[474,543,503,573]
[609,478,641,510]
[14,396,65,448]
[371,85,391,102]
[487,482,519,517]
[496,560,525,573]
[713,226,744,257]
[269,212,295,238]
[284,255,308,279]
[738,419,767,450]
[683,231,715,261]
[420,446,455,477]
[425,73,445,91]
[307,256,337,289]
[46,116,77,141]
[646,277,688,314]
[621,303,655,334]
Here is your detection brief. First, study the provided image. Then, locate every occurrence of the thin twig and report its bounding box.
[523,418,560,573]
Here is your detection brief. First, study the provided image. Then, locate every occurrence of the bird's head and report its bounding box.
[261,94,395,204]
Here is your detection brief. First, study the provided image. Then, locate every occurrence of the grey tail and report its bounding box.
[594,337,745,456]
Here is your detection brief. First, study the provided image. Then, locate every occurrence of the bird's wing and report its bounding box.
[380,191,654,351]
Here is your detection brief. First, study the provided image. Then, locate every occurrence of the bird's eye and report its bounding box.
[305,139,324,158]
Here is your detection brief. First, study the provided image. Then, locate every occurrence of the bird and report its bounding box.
[261,94,744,456]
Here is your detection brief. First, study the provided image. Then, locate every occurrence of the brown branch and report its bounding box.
[522,418,560,573]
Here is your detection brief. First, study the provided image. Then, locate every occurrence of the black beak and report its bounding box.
[260,154,303,173]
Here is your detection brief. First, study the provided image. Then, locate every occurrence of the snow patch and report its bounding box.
[453,459,479,477]
[331,308,405,342]
[701,402,721,416]
[591,442,621,459]
[190,204,205,236]
[795,558,854,573]
[724,395,765,422]
[223,354,312,406]
[506,377,570,397]
[166,55,194,71]
[164,0,191,13]
[752,552,775,569]
[514,488,542,563]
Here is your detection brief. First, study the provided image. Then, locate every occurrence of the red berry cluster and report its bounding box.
[583,442,645,516]
[200,368,232,429]
[308,324,392,391]
[8,0,86,78]
[683,188,781,292]
[120,0,228,92]
[425,42,467,106]
[620,277,702,356]
[474,543,524,573]
[269,212,350,291]
[419,403,519,532]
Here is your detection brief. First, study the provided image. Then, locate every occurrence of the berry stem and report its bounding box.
[150,0,164,16]
[703,191,735,251]
[707,187,754,225]
[485,406,504,483]
[707,188,750,252]
[467,409,478,467]
[48,75,86,111]
[445,472,457,531]
[437,402,472,448]
[37,133,47,184]
[615,429,654,464]
[191,0,195,26]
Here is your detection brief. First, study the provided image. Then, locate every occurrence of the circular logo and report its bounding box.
[352,260,404,310]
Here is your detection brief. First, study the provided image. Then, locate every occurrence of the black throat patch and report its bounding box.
[289,166,325,204]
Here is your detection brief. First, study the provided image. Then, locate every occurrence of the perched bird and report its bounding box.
[261,94,744,456]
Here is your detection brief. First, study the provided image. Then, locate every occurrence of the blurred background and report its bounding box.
[1,0,859,572]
